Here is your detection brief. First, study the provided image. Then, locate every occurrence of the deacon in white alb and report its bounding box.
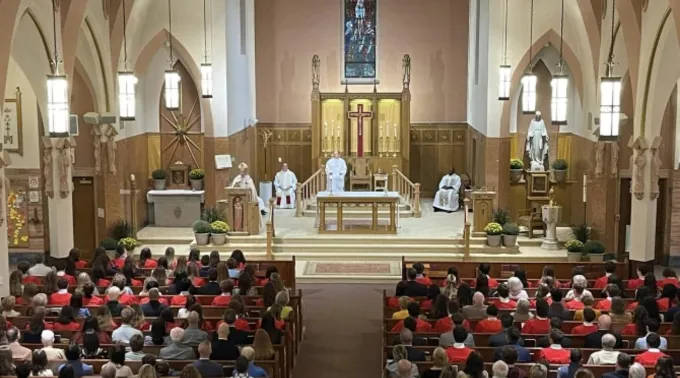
[274,163,298,208]
[433,168,462,213]
[230,163,267,228]
[325,151,347,193]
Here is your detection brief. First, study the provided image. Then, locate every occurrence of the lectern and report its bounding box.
[221,187,260,235]
[471,188,496,235]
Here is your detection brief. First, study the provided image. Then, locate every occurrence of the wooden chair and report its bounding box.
[517,204,545,238]
[350,158,372,191]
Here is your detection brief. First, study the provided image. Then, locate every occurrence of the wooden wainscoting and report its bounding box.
[256,124,313,184]
[409,124,469,197]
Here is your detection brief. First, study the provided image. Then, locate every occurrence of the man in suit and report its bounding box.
[603,353,631,378]
[105,286,124,317]
[159,328,197,360]
[400,329,425,362]
[211,323,240,360]
[141,288,167,317]
[462,292,488,321]
[224,309,252,345]
[439,313,475,348]
[547,289,571,320]
[584,314,623,349]
[537,318,572,348]
[489,314,523,347]
[494,329,530,363]
[198,269,222,296]
[192,341,225,377]
[404,268,427,297]
[7,328,31,361]
[182,311,209,347]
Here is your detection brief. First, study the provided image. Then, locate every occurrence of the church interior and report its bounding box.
[2,0,680,377]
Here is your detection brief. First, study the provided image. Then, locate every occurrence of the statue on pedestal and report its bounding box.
[525,111,549,171]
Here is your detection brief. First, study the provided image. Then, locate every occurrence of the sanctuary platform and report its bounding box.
[135,200,571,282]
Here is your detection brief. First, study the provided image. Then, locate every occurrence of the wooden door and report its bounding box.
[72,177,96,261]
[617,178,631,258]
[656,179,668,265]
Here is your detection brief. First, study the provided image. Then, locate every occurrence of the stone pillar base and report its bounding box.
[541,239,560,250]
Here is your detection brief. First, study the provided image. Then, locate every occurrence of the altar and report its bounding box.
[147,190,205,227]
[316,191,399,234]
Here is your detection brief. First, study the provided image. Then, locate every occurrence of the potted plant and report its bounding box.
[152,169,167,190]
[118,237,138,252]
[510,159,524,183]
[100,238,118,252]
[111,219,132,241]
[502,223,519,247]
[551,159,568,183]
[484,222,503,247]
[492,208,511,226]
[584,240,606,262]
[570,223,591,243]
[210,220,230,245]
[193,220,211,245]
[565,239,584,262]
[202,206,226,223]
[189,168,205,190]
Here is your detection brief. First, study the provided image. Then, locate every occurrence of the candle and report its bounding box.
[131,174,135,182]
[394,123,398,138]
[582,173,587,203]
[380,124,383,137]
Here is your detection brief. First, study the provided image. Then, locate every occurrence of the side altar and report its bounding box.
[310,55,411,176]
[147,190,205,227]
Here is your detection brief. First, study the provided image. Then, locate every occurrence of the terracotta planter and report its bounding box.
[154,179,166,190]
[510,169,524,184]
[502,234,518,247]
[589,254,604,262]
[195,233,210,245]
[190,179,204,191]
[487,234,502,247]
[211,233,227,245]
[567,252,582,262]
[553,169,567,183]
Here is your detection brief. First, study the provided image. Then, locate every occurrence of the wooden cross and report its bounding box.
[347,104,373,157]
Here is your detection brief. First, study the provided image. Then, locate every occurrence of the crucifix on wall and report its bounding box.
[348,104,373,157]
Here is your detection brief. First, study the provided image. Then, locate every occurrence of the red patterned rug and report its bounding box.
[303,261,400,276]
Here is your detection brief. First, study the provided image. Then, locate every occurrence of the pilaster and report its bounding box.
[43,136,76,257]
[0,150,11,296]
[586,144,618,253]
[670,170,680,267]
[629,144,657,263]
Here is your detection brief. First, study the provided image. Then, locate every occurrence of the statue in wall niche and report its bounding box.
[525,111,549,171]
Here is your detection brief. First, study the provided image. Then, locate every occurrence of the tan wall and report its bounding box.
[71,69,96,169]
[255,0,469,123]
[117,134,149,230]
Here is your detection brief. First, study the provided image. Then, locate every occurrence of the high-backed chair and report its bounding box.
[350,158,372,191]
[517,202,546,238]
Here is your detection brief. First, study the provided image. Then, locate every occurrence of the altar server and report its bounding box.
[274,163,297,209]
[325,151,347,193]
[230,163,267,220]
[433,169,461,212]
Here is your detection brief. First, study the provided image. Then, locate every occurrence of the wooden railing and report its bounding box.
[463,198,471,259]
[295,164,326,217]
[266,198,275,259]
[390,165,421,217]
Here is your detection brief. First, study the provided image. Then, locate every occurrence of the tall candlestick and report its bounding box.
[582,173,587,203]
[394,123,398,138]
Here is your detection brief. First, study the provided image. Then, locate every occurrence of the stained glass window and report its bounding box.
[344,0,377,79]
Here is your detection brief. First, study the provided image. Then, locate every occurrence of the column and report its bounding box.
[0,149,11,296]
[225,0,256,136]
[629,148,656,263]
[43,137,75,258]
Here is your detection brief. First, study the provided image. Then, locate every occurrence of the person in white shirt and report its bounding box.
[565,275,592,301]
[325,151,347,193]
[507,277,528,301]
[40,330,66,360]
[274,163,298,209]
[111,308,143,345]
[28,255,54,276]
[587,333,620,365]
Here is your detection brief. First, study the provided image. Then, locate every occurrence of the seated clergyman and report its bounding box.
[433,168,461,212]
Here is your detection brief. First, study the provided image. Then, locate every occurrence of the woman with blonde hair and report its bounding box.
[179,365,202,378]
[270,272,286,293]
[173,256,188,277]
[164,247,177,269]
[43,271,59,296]
[512,298,534,323]
[76,272,96,293]
[137,364,157,378]
[507,277,528,301]
[139,277,159,296]
[274,290,293,320]
[528,364,548,378]
[19,282,38,305]
[216,262,229,283]
[423,347,449,378]
[187,262,205,287]
[1,297,19,318]
[442,273,459,300]
[151,267,168,286]
[31,293,48,308]
[96,306,116,331]
[252,329,275,360]
[385,345,419,378]
[129,303,148,330]
[9,270,23,298]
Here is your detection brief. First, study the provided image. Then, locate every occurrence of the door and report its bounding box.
[72,177,96,261]
[655,179,668,265]
[617,179,631,258]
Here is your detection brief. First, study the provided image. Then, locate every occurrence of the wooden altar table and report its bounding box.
[316,191,399,234]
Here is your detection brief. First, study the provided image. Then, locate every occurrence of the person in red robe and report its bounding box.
[593,284,619,311]
[494,284,517,310]
[593,261,617,289]
[137,247,158,269]
[49,279,72,306]
[536,329,571,364]
[478,263,498,288]
[627,265,649,290]
[412,262,433,286]
[658,268,680,289]
[69,248,88,269]
[387,281,410,310]
[474,304,502,333]
[634,333,669,366]
[657,284,677,312]
[571,308,599,335]
[391,302,432,332]
[446,326,475,363]
[522,299,551,335]
[211,279,235,306]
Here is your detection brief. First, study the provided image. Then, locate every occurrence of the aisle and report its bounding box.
[293,283,393,378]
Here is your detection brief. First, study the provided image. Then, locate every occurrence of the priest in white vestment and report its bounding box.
[433,169,462,212]
[230,163,266,230]
[325,151,347,193]
[274,163,297,208]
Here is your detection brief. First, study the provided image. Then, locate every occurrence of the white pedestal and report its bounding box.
[260,181,273,208]
[541,205,562,250]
